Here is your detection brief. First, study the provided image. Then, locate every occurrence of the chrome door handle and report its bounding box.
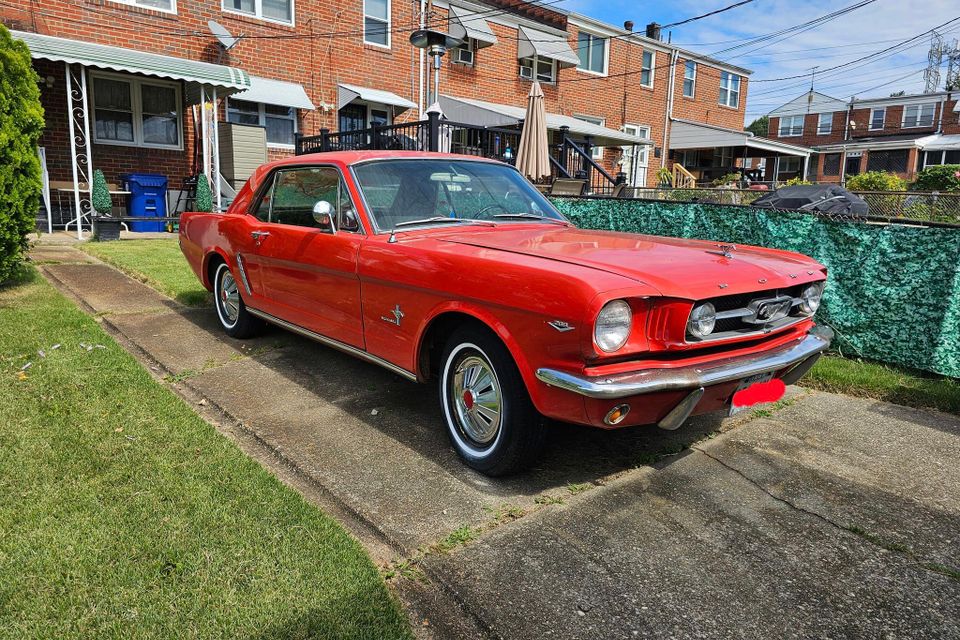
[251,230,270,239]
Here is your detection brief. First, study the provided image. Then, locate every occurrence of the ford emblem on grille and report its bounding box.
[743,296,793,325]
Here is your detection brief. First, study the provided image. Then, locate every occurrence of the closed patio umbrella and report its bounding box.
[515,81,550,181]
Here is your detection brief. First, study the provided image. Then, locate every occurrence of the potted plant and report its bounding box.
[91,169,120,241]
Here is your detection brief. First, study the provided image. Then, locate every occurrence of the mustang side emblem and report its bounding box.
[707,243,737,258]
[547,320,575,332]
[381,304,404,326]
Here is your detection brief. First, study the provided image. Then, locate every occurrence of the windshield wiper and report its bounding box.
[388,216,496,242]
[492,213,567,224]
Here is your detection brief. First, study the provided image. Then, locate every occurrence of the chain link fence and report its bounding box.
[624,188,960,225]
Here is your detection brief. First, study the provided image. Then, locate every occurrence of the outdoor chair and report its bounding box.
[549,178,587,197]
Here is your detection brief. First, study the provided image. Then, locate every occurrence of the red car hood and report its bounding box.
[437,225,825,299]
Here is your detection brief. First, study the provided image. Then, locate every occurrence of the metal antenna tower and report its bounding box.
[924,31,945,93]
[945,39,960,91]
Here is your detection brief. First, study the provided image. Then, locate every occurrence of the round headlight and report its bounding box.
[799,282,824,315]
[594,300,632,352]
[687,302,717,339]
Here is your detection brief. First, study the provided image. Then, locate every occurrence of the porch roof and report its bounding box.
[670,119,812,157]
[13,30,250,92]
[438,95,652,146]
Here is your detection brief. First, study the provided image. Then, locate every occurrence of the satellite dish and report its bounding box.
[208,20,241,51]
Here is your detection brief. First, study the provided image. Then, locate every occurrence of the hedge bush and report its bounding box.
[0,25,44,284]
[911,164,960,192]
[845,171,906,192]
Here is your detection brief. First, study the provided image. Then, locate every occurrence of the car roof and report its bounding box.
[268,150,508,169]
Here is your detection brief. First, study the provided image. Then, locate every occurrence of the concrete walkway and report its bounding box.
[33,244,960,639]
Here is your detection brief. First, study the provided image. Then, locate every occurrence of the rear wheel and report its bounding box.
[213,261,262,339]
[440,326,546,476]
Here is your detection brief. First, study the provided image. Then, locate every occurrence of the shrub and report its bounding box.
[0,25,44,284]
[785,177,812,186]
[845,171,906,192]
[911,165,960,192]
[91,169,112,215]
[711,172,741,187]
[195,174,212,212]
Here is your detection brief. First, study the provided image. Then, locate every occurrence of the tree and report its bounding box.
[195,174,212,212]
[0,25,44,284]
[745,116,768,137]
[91,169,112,215]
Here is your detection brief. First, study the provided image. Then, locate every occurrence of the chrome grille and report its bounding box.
[687,284,811,342]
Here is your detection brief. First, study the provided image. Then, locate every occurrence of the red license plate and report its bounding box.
[730,375,786,415]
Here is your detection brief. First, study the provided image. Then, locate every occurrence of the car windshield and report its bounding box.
[351,159,567,231]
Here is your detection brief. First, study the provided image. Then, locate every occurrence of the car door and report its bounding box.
[250,165,365,349]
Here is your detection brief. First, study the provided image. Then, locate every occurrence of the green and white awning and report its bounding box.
[13,30,251,92]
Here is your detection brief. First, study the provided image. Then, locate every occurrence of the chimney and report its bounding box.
[645,22,661,40]
[623,20,634,32]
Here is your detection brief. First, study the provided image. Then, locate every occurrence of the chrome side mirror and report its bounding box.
[312,200,336,233]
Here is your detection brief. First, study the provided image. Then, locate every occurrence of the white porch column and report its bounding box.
[802,154,810,181]
[212,87,222,212]
[201,87,211,193]
[65,64,82,240]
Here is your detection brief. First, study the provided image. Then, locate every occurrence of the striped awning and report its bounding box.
[13,30,250,92]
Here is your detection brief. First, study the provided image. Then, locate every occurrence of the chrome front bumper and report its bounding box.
[535,326,834,400]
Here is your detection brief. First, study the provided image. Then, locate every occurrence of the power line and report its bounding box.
[661,0,757,29]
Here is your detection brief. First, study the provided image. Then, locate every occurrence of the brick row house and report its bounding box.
[768,90,960,184]
[3,0,783,229]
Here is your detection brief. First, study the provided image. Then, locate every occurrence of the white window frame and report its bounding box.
[222,0,294,26]
[519,56,556,84]
[574,115,605,159]
[719,71,740,108]
[778,115,804,137]
[363,0,391,48]
[682,61,696,98]
[453,38,475,65]
[576,30,608,76]
[817,112,832,135]
[902,103,936,128]
[869,107,885,131]
[640,50,654,88]
[621,123,650,186]
[90,71,183,150]
[109,0,177,14]
[227,98,298,149]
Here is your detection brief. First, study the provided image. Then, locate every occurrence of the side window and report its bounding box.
[254,176,275,223]
[270,168,339,228]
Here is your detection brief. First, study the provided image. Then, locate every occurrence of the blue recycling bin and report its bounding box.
[121,173,168,232]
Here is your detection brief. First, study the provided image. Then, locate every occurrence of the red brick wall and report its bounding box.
[6,0,749,188]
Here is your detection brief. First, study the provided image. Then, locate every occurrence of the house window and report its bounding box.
[903,103,935,128]
[777,156,801,178]
[223,0,293,24]
[866,149,909,173]
[923,150,960,167]
[574,115,605,159]
[453,38,475,65]
[719,71,740,108]
[576,31,606,74]
[778,115,804,137]
[683,61,696,97]
[92,73,181,149]
[227,99,298,147]
[640,50,654,87]
[110,0,176,12]
[823,153,841,176]
[817,113,832,135]
[869,108,885,130]
[519,56,556,83]
[363,0,390,46]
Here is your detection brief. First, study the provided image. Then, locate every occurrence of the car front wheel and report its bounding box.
[213,261,262,339]
[440,327,547,476]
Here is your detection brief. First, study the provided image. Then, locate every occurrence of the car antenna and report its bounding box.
[388,229,398,243]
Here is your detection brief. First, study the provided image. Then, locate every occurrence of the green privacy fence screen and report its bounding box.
[550,197,960,379]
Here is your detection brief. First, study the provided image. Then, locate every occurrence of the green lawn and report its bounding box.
[81,239,208,306]
[0,267,411,639]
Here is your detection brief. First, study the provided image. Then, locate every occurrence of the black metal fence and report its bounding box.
[296,112,621,194]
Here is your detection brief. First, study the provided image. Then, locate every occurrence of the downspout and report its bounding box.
[418,0,426,116]
[661,49,678,181]
[936,93,946,133]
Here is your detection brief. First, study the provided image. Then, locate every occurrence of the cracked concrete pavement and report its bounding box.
[32,243,960,639]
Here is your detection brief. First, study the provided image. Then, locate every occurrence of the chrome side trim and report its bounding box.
[535,326,833,400]
[246,307,418,382]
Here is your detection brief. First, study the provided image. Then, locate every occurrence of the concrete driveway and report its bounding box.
[35,244,960,639]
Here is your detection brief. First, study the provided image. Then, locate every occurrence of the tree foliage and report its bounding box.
[91,169,112,214]
[911,165,960,192]
[745,116,769,137]
[194,174,212,212]
[0,25,44,283]
[845,171,906,192]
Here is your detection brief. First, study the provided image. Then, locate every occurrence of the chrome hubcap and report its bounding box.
[219,271,240,323]
[452,355,502,446]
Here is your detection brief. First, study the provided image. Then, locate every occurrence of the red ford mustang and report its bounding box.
[180,151,832,475]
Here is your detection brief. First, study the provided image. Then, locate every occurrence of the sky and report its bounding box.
[560,0,960,125]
